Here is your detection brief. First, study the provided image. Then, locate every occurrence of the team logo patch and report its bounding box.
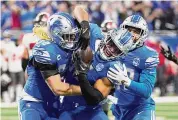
[96,63,104,71]
[133,57,140,66]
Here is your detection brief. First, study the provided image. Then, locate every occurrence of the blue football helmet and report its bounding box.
[47,12,81,50]
[120,15,149,49]
[99,28,134,61]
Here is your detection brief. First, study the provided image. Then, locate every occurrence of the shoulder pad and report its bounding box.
[32,41,57,65]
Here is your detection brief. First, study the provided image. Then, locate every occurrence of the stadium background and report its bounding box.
[1,1,178,120]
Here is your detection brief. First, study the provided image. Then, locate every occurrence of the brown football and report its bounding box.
[81,47,93,64]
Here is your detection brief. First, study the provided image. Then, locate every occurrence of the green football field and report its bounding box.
[1,102,178,120]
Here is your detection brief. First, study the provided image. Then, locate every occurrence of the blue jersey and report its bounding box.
[114,45,159,110]
[62,23,120,109]
[24,40,72,103]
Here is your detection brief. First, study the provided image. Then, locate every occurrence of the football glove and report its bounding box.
[80,21,90,50]
[72,51,90,76]
[161,45,174,60]
[107,63,131,87]
[161,45,178,65]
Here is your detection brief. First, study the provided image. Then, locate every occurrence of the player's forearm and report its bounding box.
[77,73,105,105]
[66,85,82,96]
[127,80,153,99]
[52,84,82,96]
[73,5,89,23]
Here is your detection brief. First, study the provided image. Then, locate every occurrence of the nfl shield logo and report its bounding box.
[133,57,140,66]
[96,63,104,71]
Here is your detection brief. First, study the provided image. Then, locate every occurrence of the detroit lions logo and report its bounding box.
[133,57,140,66]
[96,63,104,71]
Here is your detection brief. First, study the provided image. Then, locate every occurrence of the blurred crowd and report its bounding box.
[1,1,178,31]
[1,1,178,103]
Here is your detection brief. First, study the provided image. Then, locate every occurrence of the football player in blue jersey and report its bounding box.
[59,27,134,120]
[107,15,159,120]
[18,6,90,120]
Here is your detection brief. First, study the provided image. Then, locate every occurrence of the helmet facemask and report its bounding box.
[120,15,148,49]
[59,27,81,50]
[99,29,134,61]
[99,32,124,61]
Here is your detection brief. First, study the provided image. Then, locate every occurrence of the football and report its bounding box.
[81,46,93,64]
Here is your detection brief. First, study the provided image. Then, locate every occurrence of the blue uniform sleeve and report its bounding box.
[32,46,57,65]
[89,23,104,52]
[128,54,159,99]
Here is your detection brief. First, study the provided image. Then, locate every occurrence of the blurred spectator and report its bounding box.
[171,1,178,33]
[1,31,14,102]
[0,52,11,103]
[1,3,11,30]
[88,1,105,26]
[10,2,21,30]
[56,1,71,13]
[5,36,25,102]
[116,1,130,26]
[20,1,36,32]
[174,47,178,95]
[101,2,118,26]
[147,1,175,30]
[130,1,152,17]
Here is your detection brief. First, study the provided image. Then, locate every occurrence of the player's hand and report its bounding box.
[161,45,173,60]
[107,63,131,87]
[80,21,90,50]
[72,51,90,76]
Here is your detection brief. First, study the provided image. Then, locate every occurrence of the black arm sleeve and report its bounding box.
[30,58,58,79]
[22,58,29,71]
[77,73,105,105]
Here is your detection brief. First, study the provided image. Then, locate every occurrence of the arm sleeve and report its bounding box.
[30,57,58,79]
[22,58,29,72]
[31,46,59,79]
[128,55,159,99]
[77,73,105,105]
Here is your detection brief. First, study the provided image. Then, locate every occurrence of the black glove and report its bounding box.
[161,45,178,65]
[72,51,90,76]
[161,46,174,60]
[80,21,90,50]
